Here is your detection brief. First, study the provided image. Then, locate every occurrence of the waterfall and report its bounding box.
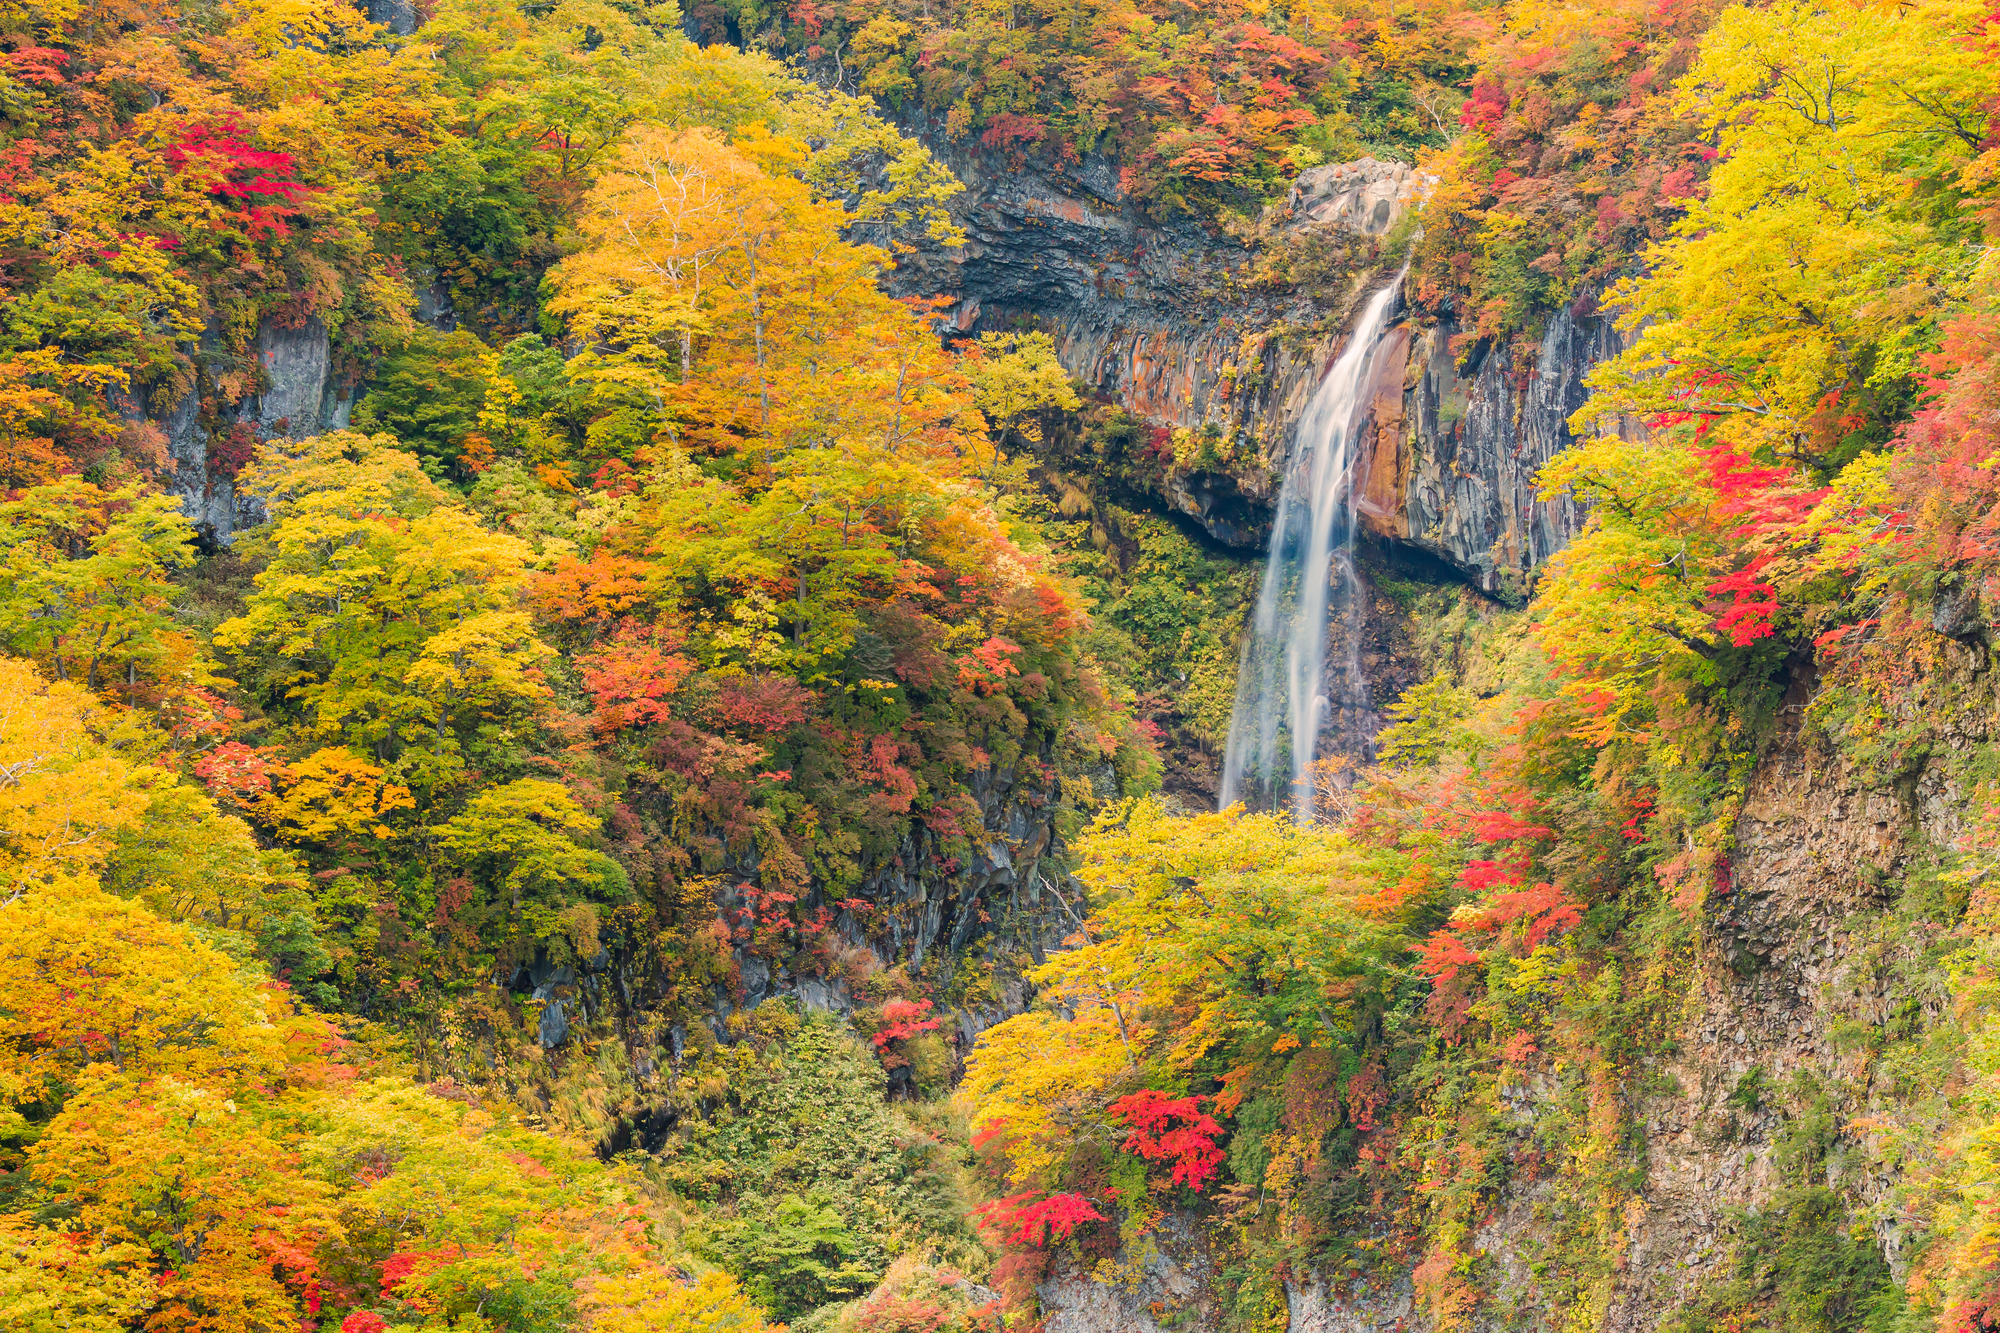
[1219,268,1408,822]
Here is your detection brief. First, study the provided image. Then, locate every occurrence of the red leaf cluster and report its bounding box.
[194,740,277,798]
[871,998,942,1049]
[162,121,323,239]
[955,637,1023,695]
[972,1190,1107,1247]
[4,46,68,83]
[1455,882,1584,950]
[979,112,1046,153]
[1415,932,1480,984]
[577,624,694,732]
[1107,1090,1225,1191]
[1708,555,1779,647]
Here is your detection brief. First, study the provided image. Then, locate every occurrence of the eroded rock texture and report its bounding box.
[525,739,1076,1071]
[898,138,1635,589]
[1288,159,1427,236]
[158,317,355,544]
[1358,299,1636,595]
[366,0,418,34]
[1244,643,1989,1332]
[1285,1274,1415,1332]
[1039,1215,1226,1333]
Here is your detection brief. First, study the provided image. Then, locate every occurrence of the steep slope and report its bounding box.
[898,134,1629,595]
[976,626,2000,1333]
[1290,645,1985,1331]
[947,0,2000,1322]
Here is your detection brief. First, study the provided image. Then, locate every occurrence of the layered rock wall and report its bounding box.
[898,136,1635,589]
[1356,298,1637,594]
[1039,642,1986,1331]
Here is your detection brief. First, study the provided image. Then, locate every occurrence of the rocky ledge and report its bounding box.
[894,131,1639,594]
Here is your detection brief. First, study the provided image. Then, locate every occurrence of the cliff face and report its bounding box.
[157,317,356,544]
[1284,652,1984,1331]
[895,136,1632,592]
[504,675,1083,1074]
[1357,300,1634,596]
[1038,635,1992,1333]
[702,752,1072,1054]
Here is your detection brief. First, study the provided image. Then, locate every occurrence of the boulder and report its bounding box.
[1285,157,1432,236]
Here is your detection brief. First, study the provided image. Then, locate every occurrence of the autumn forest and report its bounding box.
[4,0,1999,1328]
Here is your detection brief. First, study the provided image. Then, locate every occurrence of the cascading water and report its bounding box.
[1219,268,1408,822]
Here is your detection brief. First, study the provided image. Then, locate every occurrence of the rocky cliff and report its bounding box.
[692,751,1073,1061]
[1291,650,1982,1332]
[507,707,1081,1077]
[156,317,356,544]
[896,134,1635,594]
[1034,635,1991,1332]
[1353,299,1636,597]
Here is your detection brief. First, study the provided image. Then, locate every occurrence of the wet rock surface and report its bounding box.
[1363,294,1639,595]
[893,136,1633,587]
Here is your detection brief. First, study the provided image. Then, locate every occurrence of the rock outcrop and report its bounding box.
[366,0,418,35]
[701,753,1069,1055]
[896,135,1633,591]
[537,744,1072,1070]
[159,317,355,544]
[1355,297,1638,595]
[1233,642,1986,1332]
[1287,158,1429,236]
[1580,672,1967,1330]
[1038,1214,1226,1333]
[1285,1274,1416,1332]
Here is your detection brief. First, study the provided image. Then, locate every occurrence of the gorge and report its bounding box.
[3,0,1997,1331]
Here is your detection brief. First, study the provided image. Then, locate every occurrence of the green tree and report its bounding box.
[214,433,550,793]
[1376,673,1477,768]
[431,778,627,947]
[967,797,1414,1193]
[349,329,496,479]
[968,330,1079,451]
[702,1194,878,1322]
[0,480,197,693]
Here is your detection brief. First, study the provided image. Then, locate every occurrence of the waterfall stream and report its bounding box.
[1219,268,1408,821]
